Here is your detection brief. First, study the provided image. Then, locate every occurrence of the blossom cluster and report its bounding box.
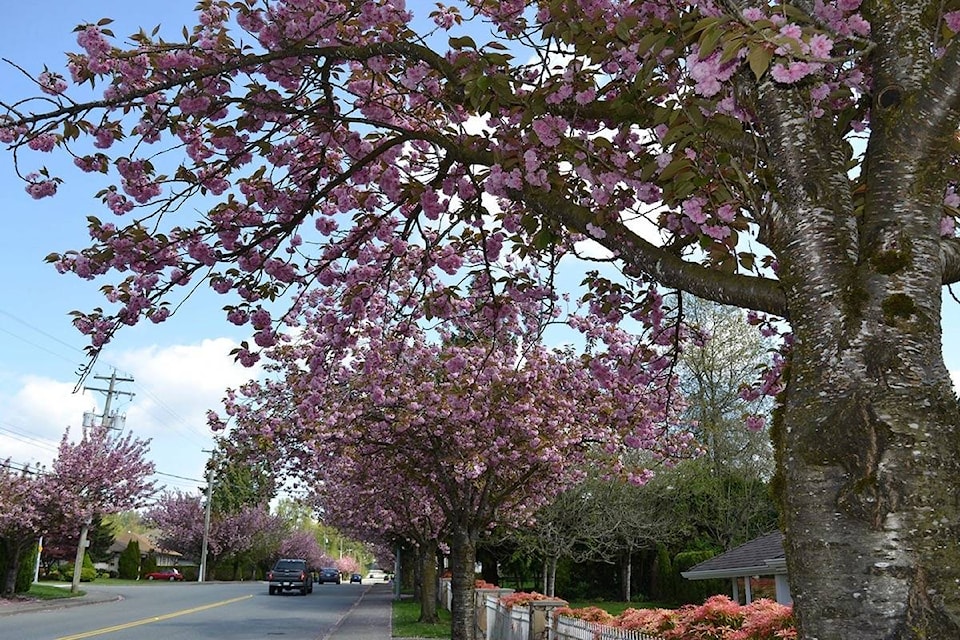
[558,595,796,640]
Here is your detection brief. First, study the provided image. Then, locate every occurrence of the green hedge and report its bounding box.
[62,554,97,583]
[672,550,727,605]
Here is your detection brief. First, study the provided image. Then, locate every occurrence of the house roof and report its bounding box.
[681,531,785,581]
[108,531,181,557]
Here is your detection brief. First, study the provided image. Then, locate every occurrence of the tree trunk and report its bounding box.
[417,539,439,624]
[620,552,632,602]
[545,554,557,597]
[1,537,27,597]
[777,343,960,639]
[448,526,478,640]
[766,184,960,637]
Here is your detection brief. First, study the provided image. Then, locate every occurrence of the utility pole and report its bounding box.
[33,537,42,584]
[199,455,214,583]
[71,518,91,593]
[71,370,134,592]
[84,370,135,431]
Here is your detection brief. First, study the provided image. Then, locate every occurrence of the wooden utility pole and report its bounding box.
[71,370,134,592]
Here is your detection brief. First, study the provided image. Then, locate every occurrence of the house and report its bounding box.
[680,531,791,605]
[95,531,188,575]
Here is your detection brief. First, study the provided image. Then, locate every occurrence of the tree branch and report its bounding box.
[942,236,960,285]
[520,188,789,319]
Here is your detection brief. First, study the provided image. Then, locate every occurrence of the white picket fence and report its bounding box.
[464,585,663,640]
[551,615,662,640]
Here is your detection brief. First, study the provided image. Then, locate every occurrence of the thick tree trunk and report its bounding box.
[1,536,30,596]
[417,539,439,624]
[777,341,960,639]
[752,36,960,631]
[448,526,478,640]
[766,181,960,637]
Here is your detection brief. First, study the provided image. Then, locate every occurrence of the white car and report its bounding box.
[364,569,390,583]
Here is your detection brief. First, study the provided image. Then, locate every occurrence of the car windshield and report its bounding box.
[274,560,305,570]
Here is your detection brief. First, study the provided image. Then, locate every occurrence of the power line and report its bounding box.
[0,423,59,453]
[153,470,203,483]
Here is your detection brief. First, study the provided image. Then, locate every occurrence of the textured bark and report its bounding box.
[448,526,478,640]
[753,38,960,634]
[620,552,632,602]
[417,539,439,624]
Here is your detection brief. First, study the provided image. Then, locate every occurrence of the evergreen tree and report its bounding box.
[117,539,140,580]
[86,514,116,564]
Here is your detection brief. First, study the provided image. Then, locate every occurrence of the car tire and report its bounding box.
[269,586,276,595]
[147,576,155,580]
[169,576,176,581]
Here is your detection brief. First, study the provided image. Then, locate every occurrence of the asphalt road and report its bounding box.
[1,581,383,640]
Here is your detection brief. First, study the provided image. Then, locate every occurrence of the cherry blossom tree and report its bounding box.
[0,424,155,595]
[217,274,689,639]
[3,1,960,636]
[311,449,449,623]
[144,491,286,579]
[0,462,50,596]
[276,529,327,569]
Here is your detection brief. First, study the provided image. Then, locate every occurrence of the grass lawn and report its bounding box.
[390,596,669,637]
[26,584,85,600]
[568,600,673,616]
[392,598,452,638]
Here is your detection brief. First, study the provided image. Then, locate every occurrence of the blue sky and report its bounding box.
[1,2,958,497]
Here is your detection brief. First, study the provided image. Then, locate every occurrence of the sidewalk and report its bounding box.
[323,583,394,640]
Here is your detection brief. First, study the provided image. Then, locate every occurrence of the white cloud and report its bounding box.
[0,377,98,469]
[0,338,259,493]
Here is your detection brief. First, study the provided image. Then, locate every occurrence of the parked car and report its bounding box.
[349,573,362,584]
[144,568,184,581]
[318,567,341,584]
[267,558,313,595]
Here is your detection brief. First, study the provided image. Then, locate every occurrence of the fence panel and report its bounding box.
[550,614,663,640]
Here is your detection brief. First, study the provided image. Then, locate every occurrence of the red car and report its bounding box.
[144,568,184,581]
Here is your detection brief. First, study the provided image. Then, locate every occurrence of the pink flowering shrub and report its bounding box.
[555,605,615,625]
[561,596,796,640]
[499,591,566,609]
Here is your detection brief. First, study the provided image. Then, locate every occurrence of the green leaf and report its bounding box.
[699,26,722,58]
[748,46,773,81]
[659,158,690,181]
[449,35,477,50]
[615,18,636,42]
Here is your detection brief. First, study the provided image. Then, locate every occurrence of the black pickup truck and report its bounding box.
[267,558,314,595]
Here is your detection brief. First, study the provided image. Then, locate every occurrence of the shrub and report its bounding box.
[62,554,97,583]
[560,595,796,640]
[117,539,140,579]
[555,606,615,625]
[140,553,158,578]
[499,591,566,609]
[16,542,38,593]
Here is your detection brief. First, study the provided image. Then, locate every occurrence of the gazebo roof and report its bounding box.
[681,531,785,581]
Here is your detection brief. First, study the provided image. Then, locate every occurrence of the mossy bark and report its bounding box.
[448,526,478,640]
[417,538,439,624]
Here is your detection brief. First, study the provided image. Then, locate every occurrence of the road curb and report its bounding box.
[0,590,122,617]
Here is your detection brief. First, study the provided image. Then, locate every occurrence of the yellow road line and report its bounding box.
[55,594,253,640]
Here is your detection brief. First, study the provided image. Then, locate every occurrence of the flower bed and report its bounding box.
[558,595,796,640]
[498,591,567,609]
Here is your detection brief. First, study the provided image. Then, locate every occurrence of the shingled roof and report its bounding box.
[681,531,785,580]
